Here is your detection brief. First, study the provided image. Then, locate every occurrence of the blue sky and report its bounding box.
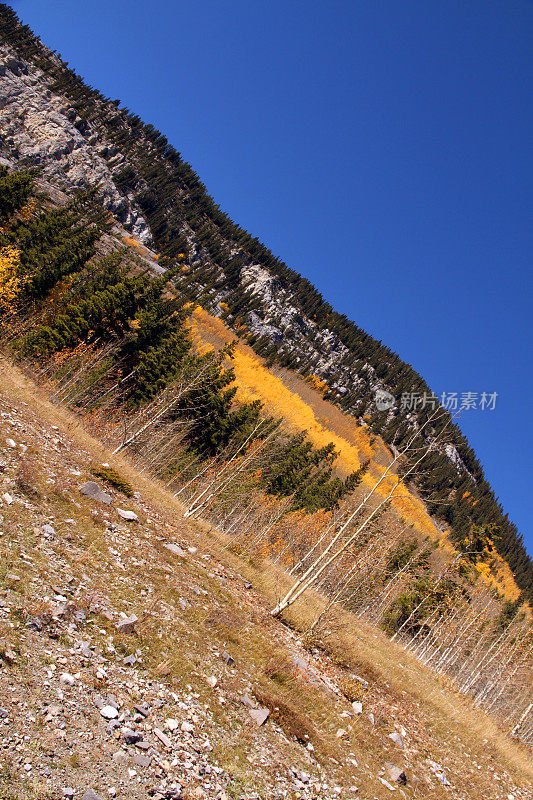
[12,1,533,556]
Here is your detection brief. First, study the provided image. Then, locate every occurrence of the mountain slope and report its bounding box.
[0,357,532,800]
[0,4,530,600]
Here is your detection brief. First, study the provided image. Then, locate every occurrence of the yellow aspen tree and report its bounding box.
[0,245,22,316]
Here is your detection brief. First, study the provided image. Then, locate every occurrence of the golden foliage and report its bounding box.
[188,305,523,602]
[0,245,22,317]
[306,373,328,393]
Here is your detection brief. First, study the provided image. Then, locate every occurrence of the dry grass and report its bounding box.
[15,456,40,498]
[254,685,318,747]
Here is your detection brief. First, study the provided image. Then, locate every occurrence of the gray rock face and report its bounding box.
[79,481,112,505]
[0,45,150,243]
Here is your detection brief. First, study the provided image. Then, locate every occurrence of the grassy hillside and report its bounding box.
[0,357,532,800]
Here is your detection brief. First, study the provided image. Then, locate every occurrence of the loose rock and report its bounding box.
[79,481,112,505]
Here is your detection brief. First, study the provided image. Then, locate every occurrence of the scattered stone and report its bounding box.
[123,653,137,667]
[180,720,194,733]
[122,727,142,744]
[166,718,179,732]
[352,701,363,714]
[164,543,187,557]
[25,616,43,631]
[5,438,16,448]
[99,705,119,720]
[135,741,151,751]
[1,493,13,505]
[112,750,128,765]
[221,651,234,666]
[336,728,347,738]
[388,731,405,748]
[133,753,151,768]
[79,481,112,505]
[116,614,138,634]
[248,707,269,726]
[154,728,172,749]
[41,524,56,538]
[1,648,16,664]
[386,764,407,784]
[206,675,218,688]
[106,694,120,710]
[116,508,139,522]
[62,789,75,799]
[134,704,149,718]
[81,792,104,800]
[60,672,75,685]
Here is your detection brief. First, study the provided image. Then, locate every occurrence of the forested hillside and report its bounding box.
[1,3,530,602]
[1,2,533,751]
[1,161,532,746]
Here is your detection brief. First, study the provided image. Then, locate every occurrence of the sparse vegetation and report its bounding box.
[90,464,134,497]
[0,7,531,794]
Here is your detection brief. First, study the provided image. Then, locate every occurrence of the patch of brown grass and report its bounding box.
[262,651,296,686]
[204,609,244,646]
[254,686,317,747]
[15,457,39,497]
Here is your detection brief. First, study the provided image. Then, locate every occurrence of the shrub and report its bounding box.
[338,674,365,703]
[91,464,133,497]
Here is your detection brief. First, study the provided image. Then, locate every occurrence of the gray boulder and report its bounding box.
[79,481,112,505]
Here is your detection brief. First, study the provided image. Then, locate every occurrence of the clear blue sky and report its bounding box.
[12,1,533,556]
